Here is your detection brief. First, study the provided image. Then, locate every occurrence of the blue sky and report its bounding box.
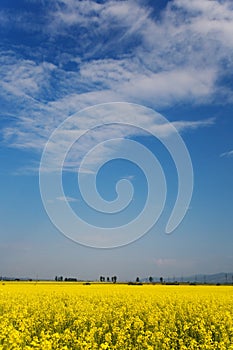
[0,0,233,280]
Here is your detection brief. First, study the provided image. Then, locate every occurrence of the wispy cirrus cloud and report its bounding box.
[154,258,177,267]
[0,0,232,173]
[56,196,78,202]
[220,150,233,158]
[39,104,215,174]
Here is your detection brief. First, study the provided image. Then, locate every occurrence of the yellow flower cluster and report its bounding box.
[0,283,233,349]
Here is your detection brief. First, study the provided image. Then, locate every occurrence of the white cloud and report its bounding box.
[220,150,233,157]
[2,0,233,111]
[0,0,232,173]
[56,196,78,202]
[39,104,214,174]
[0,55,56,99]
[154,258,177,267]
[172,118,215,132]
[120,68,216,106]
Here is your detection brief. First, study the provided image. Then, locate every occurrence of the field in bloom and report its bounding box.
[0,283,233,350]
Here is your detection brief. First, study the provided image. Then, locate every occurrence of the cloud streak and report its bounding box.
[220,150,233,158]
[56,196,78,203]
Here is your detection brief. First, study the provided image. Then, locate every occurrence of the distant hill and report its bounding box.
[143,272,233,284]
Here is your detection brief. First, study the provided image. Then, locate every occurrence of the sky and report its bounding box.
[0,0,233,281]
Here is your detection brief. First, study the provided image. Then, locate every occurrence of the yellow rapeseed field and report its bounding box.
[0,282,233,349]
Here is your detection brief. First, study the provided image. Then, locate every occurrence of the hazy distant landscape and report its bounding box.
[1,272,233,285]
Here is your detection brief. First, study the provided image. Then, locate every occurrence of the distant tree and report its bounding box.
[65,278,77,282]
[56,276,63,281]
[112,276,117,283]
[136,277,140,283]
[160,277,163,284]
[100,276,104,282]
[149,276,153,283]
[107,277,110,282]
